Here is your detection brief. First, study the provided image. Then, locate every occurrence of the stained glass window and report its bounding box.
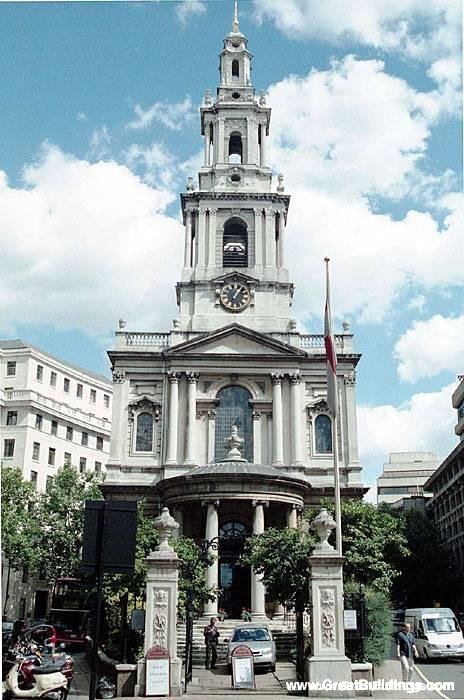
[315,414,332,454]
[136,412,153,452]
[215,386,253,461]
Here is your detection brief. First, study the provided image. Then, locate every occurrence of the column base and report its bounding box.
[272,461,284,467]
[183,460,196,466]
[305,656,354,697]
[251,612,268,619]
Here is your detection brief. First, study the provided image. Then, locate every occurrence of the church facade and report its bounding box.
[105,10,365,618]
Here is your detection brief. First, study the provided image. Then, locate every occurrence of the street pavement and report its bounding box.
[68,652,464,700]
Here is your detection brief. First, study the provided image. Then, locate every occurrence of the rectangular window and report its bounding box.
[4,438,15,457]
[90,389,96,404]
[30,470,38,488]
[48,447,56,466]
[46,476,53,492]
[96,435,103,451]
[50,371,57,387]
[81,431,88,446]
[51,420,58,436]
[103,394,110,409]
[95,461,102,477]
[7,361,16,376]
[64,452,71,464]
[64,378,70,393]
[6,411,18,426]
[79,457,86,473]
[35,414,43,430]
[66,426,73,441]
[36,364,43,381]
[32,442,40,461]
[76,383,83,398]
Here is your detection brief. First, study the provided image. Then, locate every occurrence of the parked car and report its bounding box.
[225,624,276,674]
[404,608,464,661]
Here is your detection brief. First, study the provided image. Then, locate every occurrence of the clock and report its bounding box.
[220,281,250,312]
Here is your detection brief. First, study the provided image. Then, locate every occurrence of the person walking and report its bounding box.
[397,622,418,681]
[204,617,220,670]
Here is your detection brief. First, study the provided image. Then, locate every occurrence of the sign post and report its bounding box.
[231,645,255,690]
[145,646,170,697]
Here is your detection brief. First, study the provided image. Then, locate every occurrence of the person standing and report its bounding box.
[396,622,418,681]
[204,617,220,670]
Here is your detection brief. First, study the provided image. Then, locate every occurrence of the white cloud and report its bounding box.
[88,126,111,159]
[358,382,458,471]
[407,294,426,313]
[128,96,195,131]
[252,0,461,62]
[77,112,88,122]
[0,144,182,335]
[285,188,462,325]
[394,314,464,383]
[125,142,179,189]
[176,0,206,26]
[266,56,450,199]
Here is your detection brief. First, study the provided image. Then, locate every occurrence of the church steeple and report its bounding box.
[177,7,293,334]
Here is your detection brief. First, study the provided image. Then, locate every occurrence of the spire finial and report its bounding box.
[233,1,239,32]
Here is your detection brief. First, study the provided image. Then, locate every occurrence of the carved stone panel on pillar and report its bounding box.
[290,372,303,466]
[252,411,262,464]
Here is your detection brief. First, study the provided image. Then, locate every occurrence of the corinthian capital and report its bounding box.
[187,371,200,384]
[271,373,284,385]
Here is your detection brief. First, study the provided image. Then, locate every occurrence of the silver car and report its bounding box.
[226,624,276,674]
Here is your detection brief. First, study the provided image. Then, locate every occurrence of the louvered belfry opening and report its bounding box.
[223,217,248,267]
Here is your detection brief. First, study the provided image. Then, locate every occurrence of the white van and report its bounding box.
[404,608,464,660]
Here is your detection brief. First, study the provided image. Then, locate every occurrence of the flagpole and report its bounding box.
[324,257,342,556]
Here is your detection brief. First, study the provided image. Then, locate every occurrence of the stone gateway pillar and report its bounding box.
[135,508,182,697]
[306,509,352,696]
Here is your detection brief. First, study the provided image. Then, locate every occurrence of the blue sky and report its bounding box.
[0,0,462,491]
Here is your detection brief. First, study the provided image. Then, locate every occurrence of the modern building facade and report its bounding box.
[1,339,112,619]
[105,12,366,617]
[376,451,439,507]
[425,377,464,605]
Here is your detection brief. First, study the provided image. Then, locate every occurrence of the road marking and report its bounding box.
[414,663,450,700]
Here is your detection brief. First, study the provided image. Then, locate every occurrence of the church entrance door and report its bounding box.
[218,521,250,618]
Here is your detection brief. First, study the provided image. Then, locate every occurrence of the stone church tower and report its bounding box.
[105,8,365,617]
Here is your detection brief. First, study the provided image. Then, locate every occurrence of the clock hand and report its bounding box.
[233,289,240,299]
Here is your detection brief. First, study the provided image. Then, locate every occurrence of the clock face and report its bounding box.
[220,282,250,312]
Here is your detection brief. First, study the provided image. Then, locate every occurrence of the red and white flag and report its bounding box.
[324,258,338,417]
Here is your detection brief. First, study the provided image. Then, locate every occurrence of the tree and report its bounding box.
[242,527,315,608]
[34,463,103,581]
[392,508,454,607]
[1,465,40,571]
[173,537,216,618]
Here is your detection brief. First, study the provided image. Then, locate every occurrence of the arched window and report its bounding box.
[223,217,248,267]
[136,412,154,452]
[215,386,253,461]
[232,59,239,78]
[228,131,243,164]
[314,414,332,454]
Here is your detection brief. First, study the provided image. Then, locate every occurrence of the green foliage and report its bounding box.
[1,465,40,570]
[35,463,103,580]
[392,508,454,606]
[173,537,216,618]
[242,527,316,608]
[364,587,393,666]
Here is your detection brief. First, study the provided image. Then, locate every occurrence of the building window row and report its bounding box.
[7,360,16,376]
[31,361,111,408]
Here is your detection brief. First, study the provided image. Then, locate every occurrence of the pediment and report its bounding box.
[210,271,259,285]
[167,324,305,357]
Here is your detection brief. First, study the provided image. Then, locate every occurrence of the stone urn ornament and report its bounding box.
[222,425,246,462]
[311,508,336,552]
[154,507,179,552]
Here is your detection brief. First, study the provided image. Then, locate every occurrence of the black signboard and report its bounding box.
[81,500,137,574]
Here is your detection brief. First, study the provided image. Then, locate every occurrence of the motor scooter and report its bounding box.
[2,654,68,700]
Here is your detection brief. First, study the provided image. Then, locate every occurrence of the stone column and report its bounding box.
[184,210,192,268]
[172,506,183,537]
[166,372,180,464]
[251,500,267,618]
[136,508,181,696]
[288,504,298,529]
[252,411,261,463]
[207,411,215,463]
[208,208,217,268]
[218,118,225,162]
[264,209,275,268]
[260,123,266,167]
[198,208,207,268]
[290,372,303,466]
[277,210,285,267]
[254,208,263,268]
[203,500,219,617]
[344,373,360,465]
[306,509,351,692]
[204,124,210,166]
[184,372,199,465]
[266,413,273,465]
[271,373,284,466]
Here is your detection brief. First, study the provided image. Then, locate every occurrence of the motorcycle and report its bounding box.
[2,653,68,700]
[3,644,73,692]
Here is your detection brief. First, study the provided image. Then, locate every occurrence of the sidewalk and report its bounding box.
[69,653,444,700]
